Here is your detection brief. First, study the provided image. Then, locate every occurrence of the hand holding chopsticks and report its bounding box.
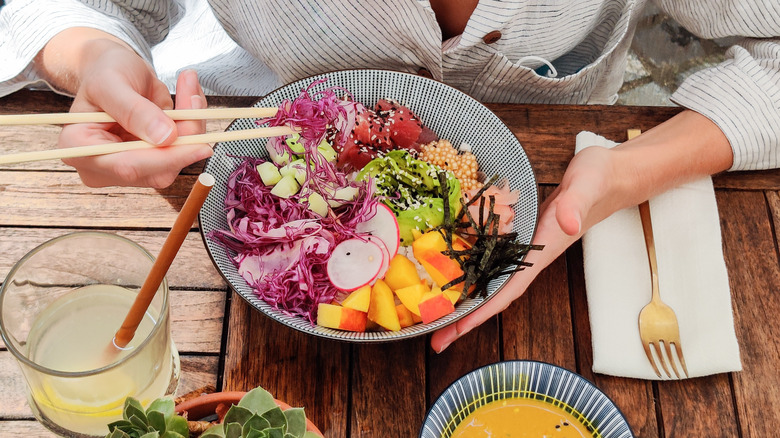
[0,107,279,125]
[0,107,293,165]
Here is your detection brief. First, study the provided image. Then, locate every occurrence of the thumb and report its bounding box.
[554,189,585,236]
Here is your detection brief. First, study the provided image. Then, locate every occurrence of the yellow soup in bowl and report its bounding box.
[451,397,593,437]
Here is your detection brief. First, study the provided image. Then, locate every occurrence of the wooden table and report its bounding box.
[1,90,779,437]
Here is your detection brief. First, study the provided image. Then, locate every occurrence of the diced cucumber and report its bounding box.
[270,174,300,198]
[285,133,306,154]
[303,191,329,217]
[280,159,308,185]
[327,186,359,208]
[317,139,338,162]
[256,161,282,186]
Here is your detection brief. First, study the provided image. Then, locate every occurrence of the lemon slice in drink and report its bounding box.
[35,372,137,417]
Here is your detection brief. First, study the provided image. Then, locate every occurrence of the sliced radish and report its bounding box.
[365,235,390,283]
[327,238,385,291]
[355,203,400,257]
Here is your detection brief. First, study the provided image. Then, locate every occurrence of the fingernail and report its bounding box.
[457,324,474,337]
[147,119,174,144]
[572,212,582,235]
[435,340,453,354]
[185,69,199,88]
[191,94,205,109]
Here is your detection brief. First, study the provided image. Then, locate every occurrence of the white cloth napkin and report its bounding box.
[577,131,741,380]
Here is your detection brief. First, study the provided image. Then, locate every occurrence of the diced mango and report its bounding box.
[443,288,462,305]
[396,304,415,328]
[394,282,429,317]
[341,284,371,312]
[418,291,456,324]
[368,279,401,331]
[383,254,421,291]
[317,303,367,332]
[412,230,472,291]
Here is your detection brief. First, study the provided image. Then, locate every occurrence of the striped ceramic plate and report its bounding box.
[199,69,539,342]
[421,360,633,437]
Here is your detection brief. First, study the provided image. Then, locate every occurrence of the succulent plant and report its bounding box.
[105,387,319,438]
[105,397,189,438]
[198,387,318,438]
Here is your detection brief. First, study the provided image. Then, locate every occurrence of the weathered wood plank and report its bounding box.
[0,172,199,228]
[176,355,221,398]
[0,420,58,437]
[502,247,576,367]
[426,318,500,408]
[718,190,780,438]
[171,289,226,354]
[0,229,225,291]
[0,352,218,419]
[352,340,426,437]
[222,292,349,438]
[657,375,737,437]
[768,191,780,251]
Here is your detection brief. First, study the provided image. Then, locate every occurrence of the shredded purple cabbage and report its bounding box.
[208,81,381,324]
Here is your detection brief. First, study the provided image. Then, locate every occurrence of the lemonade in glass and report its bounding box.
[0,232,180,437]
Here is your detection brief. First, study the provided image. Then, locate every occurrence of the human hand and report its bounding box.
[58,42,211,187]
[430,145,635,352]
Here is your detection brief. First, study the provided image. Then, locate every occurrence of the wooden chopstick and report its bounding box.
[0,107,278,125]
[0,126,296,165]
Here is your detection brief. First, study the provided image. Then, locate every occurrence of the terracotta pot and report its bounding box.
[175,391,323,437]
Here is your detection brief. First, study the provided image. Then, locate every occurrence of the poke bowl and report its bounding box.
[421,360,633,437]
[199,69,539,342]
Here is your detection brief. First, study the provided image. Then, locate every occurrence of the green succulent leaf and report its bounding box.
[124,398,148,424]
[200,423,225,438]
[106,419,132,432]
[159,431,187,438]
[261,407,286,429]
[244,428,265,438]
[225,422,243,438]
[302,432,320,438]
[242,414,272,435]
[266,426,285,438]
[166,413,190,436]
[282,408,306,438]
[223,405,255,426]
[147,410,166,433]
[238,387,278,415]
[147,398,175,418]
[107,428,131,438]
[130,414,152,431]
[138,432,159,438]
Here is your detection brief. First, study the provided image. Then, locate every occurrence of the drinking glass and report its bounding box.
[0,231,180,437]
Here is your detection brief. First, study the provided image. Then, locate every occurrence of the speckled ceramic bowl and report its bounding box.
[199,69,538,342]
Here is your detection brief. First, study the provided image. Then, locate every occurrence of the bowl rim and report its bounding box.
[198,68,540,343]
[419,359,634,438]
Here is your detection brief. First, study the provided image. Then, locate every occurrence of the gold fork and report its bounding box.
[628,129,689,379]
[637,200,689,379]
